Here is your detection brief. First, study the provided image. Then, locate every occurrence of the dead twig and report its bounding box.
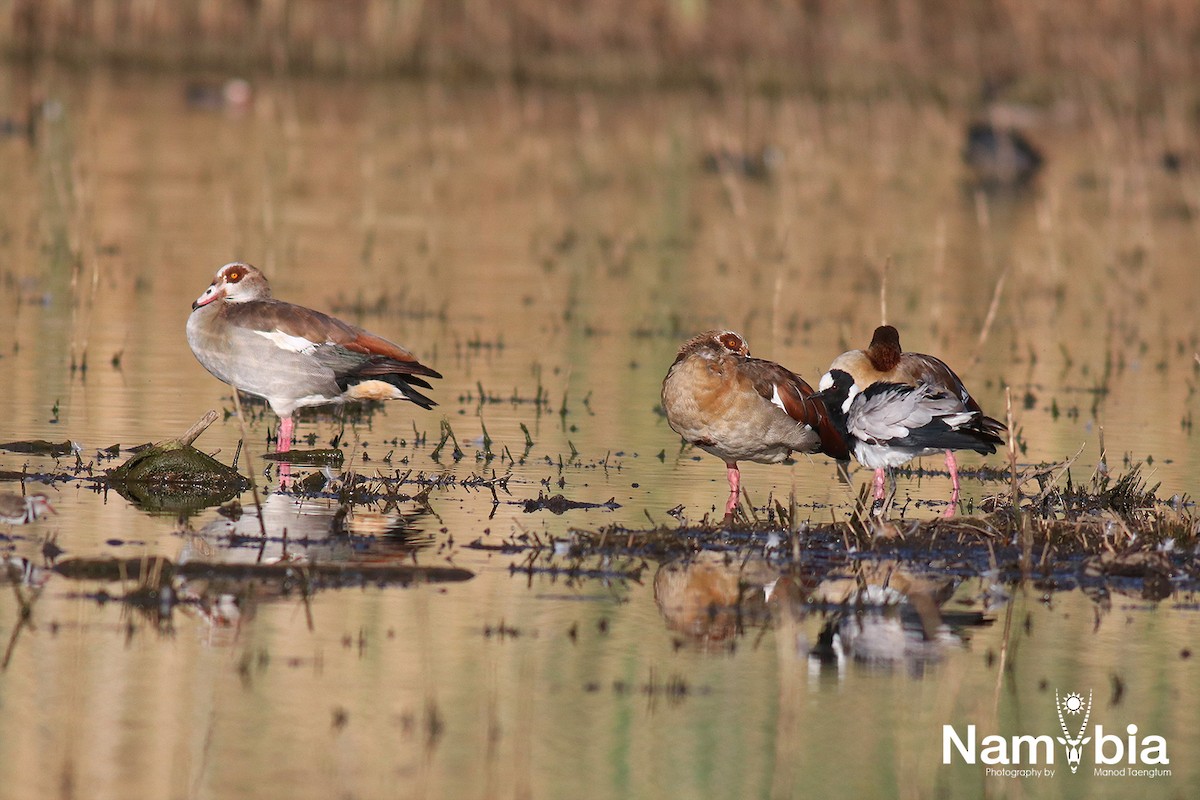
[178,411,220,447]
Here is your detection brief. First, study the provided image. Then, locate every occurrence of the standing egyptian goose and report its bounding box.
[819,326,1005,510]
[662,330,848,518]
[187,262,441,452]
[0,492,55,525]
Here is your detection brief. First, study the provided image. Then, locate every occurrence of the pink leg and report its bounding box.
[724,462,741,517]
[873,468,887,501]
[276,416,294,453]
[944,449,960,518]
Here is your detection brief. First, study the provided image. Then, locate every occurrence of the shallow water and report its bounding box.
[1,68,1198,798]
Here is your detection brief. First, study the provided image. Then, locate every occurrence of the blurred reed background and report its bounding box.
[1,0,1197,100]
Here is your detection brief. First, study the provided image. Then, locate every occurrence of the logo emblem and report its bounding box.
[1055,689,1093,773]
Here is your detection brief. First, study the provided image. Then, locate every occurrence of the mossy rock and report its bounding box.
[107,439,248,513]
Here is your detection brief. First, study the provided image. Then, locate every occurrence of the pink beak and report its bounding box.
[192,283,224,309]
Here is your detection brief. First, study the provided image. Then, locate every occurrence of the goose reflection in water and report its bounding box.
[653,551,808,652]
[801,561,995,679]
[173,494,437,642]
[654,553,995,676]
[182,492,435,566]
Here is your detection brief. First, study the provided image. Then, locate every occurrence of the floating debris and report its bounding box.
[521,493,620,514]
[0,440,77,457]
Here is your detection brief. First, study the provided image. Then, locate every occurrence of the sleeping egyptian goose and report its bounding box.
[661,330,848,518]
[0,492,55,525]
[817,369,1004,507]
[187,262,441,452]
[818,326,1005,510]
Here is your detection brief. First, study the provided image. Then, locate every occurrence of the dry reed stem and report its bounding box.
[931,215,947,348]
[707,126,753,262]
[968,267,1008,370]
[972,190,994,272]
[1005,387,1034,582]
[1098,426,1108,475]
[1028,442,1086,505]
[360,136,378,267]
[992,581,1015,717]
[879,256,890,326]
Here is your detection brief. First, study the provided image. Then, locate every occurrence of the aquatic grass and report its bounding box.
[478,416,494,461]
[429,420,464,462]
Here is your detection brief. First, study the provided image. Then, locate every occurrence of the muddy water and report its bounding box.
[1,69,1198,799]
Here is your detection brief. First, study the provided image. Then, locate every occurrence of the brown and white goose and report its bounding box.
[819,325,1005,510]
[187,262,441,452]
[662,330,848,518]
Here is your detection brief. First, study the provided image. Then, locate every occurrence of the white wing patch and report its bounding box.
[254,329,320,353]
[770,385,787,411]
[841,384,860,414]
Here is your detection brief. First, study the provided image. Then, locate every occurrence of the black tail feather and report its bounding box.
[898,418,1003,455]
[382,374,437,409]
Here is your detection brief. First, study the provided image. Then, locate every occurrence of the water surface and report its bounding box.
[1,69,1198,799]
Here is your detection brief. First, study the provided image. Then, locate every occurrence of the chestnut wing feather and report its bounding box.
[744,359,850,460]
[222,300,442,380]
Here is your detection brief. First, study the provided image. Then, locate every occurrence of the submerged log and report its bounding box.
[261,448,345,465]
[0,440,76,457]
[53,556,474,586]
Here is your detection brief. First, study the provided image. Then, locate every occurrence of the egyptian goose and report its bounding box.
[661,330,848,518]
[817,368,1004,512]
[819,325,1005,510]
[187,262,441,452]
[0,492,55,525]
